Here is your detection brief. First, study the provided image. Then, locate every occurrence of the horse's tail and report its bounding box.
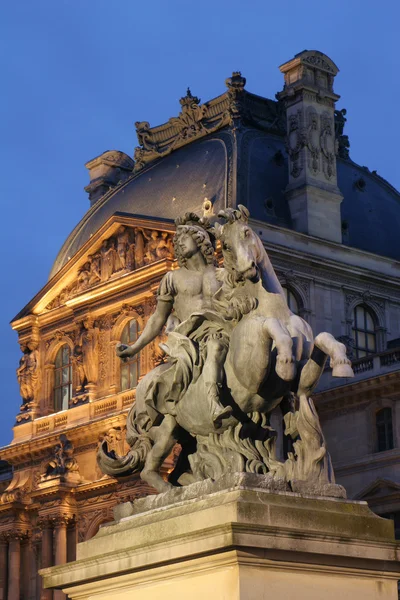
[96,404,153,477]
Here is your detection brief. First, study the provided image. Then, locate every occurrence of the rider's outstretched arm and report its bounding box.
[117,299,173,358]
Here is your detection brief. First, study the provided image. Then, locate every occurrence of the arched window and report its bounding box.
[120,319,140,391]
[376,407,394,452]
[282,286,299,315]
[352,305,377,358]
[54,345,73,412]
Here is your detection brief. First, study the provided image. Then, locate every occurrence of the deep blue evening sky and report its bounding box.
[1,1,399,446]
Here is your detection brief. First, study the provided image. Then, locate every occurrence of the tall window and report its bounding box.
[282,286,299,315]
[352,305,377,358]
[54,345,73,412]
[376,407,394,452]
[120,319,140,391]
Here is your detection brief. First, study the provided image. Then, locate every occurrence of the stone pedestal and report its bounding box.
[40,474,400,600]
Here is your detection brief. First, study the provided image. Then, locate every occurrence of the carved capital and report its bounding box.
[51,514,75,528]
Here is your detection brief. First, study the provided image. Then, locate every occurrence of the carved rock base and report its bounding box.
[41,474,400,600]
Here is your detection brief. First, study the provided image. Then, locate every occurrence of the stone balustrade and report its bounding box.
[317,347,400,392]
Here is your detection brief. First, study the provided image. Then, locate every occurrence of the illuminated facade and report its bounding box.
[1,50,400,598]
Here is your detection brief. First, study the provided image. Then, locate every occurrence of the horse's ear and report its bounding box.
[217,209,229,222]
[212,222,223,239]
[238,204,250,222]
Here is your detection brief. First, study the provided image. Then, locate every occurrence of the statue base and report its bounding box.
[41,473,400,600]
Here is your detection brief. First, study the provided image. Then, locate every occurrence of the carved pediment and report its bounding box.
[11,215,176,323]
[355,478,400,502]
[45,224,174,311]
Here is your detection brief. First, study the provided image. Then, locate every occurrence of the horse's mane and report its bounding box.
[215,205,285,298]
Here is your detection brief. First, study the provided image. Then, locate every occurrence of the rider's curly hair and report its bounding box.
[173,213,216,267]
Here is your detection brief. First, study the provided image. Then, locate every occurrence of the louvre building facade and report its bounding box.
[0,50,400,598]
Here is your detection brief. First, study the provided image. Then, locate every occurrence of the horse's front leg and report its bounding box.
[263,318,296,382]
[314,332,354,378]
[141,414,179,493]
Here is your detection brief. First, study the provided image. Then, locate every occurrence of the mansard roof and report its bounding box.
[49,68,400,279]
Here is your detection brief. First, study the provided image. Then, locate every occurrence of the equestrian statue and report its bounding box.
[98,206,354,497]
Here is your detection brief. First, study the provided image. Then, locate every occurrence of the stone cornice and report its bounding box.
[0,404,130,463]
[333,447,400,476]
[251,218,400,295]
[315,370,400,413]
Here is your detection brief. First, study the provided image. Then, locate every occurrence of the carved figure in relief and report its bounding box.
[134,228,146,268]
[77,262,91,291]
[156,232,174,259]
[143,230,160,264]
[98,207,353,498]
[73,341,86,392]
[116,226,130,270]
[126,240,136,270]
[16,342,39,402]
[88,252,101,284]
[44,434,79,477]
[101,239,116,280]
[76,319,99,386]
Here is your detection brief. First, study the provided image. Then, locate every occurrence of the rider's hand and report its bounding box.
[116,342,136,360]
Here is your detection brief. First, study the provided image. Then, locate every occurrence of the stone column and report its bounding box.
[0,537,8,600]
[54,517,70,600]
[67,522,77,563]
[39,517,53,600]
[7,535,21,600]
[21,537,33,600]
[277,50,343,243]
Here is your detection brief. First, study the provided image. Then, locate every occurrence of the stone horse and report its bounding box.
[98,206,353,494]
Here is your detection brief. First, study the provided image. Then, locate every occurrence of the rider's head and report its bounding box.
[173,213,216,267]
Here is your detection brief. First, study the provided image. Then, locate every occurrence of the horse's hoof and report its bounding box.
[276,356,297,381]
[332,363,354,378]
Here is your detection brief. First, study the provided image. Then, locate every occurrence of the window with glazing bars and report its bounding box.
[376,407,394,452]
[54,344,73,412]
[352,305,377,358]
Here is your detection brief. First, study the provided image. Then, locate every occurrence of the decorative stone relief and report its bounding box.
[225,71,247,131]
[306,109,319,174]
[45,226,174,311]
[16,341,39,404]
[41,435,81,484]
[286,110,305,178]
[320,112,337,180]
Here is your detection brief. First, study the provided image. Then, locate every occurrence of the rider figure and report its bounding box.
[116,213,232,428]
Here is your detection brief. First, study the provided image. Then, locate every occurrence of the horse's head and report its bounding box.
[214,205,261,283]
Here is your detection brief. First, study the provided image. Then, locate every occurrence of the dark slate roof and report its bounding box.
[49,83,400,279]
[49,134,232,279]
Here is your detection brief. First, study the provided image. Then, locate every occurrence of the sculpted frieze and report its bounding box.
[45,226,174,311]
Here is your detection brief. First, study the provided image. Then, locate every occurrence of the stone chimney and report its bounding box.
[277,50,343,243]
[84,150,135,205]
